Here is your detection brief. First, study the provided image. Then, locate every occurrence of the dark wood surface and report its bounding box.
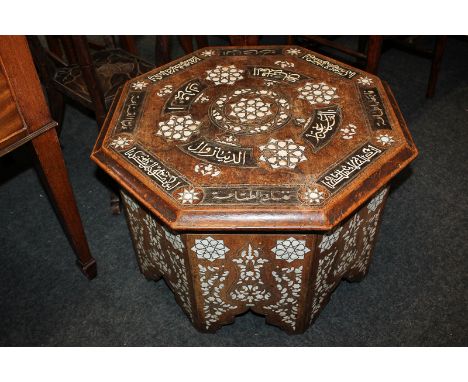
[92,45,418,231]
[0,36,96,279]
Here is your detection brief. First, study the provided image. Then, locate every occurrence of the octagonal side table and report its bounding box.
[92,45,417,333]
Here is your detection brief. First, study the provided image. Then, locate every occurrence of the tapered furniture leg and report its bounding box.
[229,36,260,46]
[119,36,139,56]
[366,36,383,74]
[155,36,171,66]
[178,36,194,54]
[195,36,209,49]
[31,128,97,279]
[426,36,447,98]
[46,87,65,136]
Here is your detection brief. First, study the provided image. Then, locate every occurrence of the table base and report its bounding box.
[121,187,389,334]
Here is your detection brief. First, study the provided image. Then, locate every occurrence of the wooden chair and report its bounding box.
[289,35,447,97]
[288,35,383,74]
[28,36,154,128]
[169,35,259,56]
[228,36,260,46]
[155,36,209,62]
[28,36,155,214]
[384,36,447,98]
[0,36,96,279]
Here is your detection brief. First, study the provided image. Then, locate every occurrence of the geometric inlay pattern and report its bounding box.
[357,76,373,86]
[259,138,307,169]
[376,133,395,146]
[191,236,230,261]
[300,187,326,205]
[177,187,201,205]
[156,114,201,142]
[206,65,244,85]
[109,136,133,150]
[298,82,339,105]
[272,237,310,262]
[210,88,290,135]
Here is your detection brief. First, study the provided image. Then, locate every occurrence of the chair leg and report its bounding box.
[119,36,139,55]
[366,36,383,74]
[426,36,447,98]
[31,127,97,279]
[46,87,65,137]
[229,36,260,46]
[358,35,367,53]
[155,36,171,66]
[195,36,209,49]
[45,36,64,59]
[179,36,194,54]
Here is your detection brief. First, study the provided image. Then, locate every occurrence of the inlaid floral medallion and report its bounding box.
[156,115,201,142]
[206,65,244,85]
[210,88,290,135]
[258,138,307,169]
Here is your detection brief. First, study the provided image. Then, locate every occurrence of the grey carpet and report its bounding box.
[0,36,467,346]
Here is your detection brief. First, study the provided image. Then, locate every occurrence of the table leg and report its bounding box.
[31,128,97,279]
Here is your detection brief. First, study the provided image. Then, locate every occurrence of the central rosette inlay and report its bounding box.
[229,97,273,123]
[210,88,290,135]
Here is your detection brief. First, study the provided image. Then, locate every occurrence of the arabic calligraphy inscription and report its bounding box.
[302,105,341,152]
[180,137,257,167]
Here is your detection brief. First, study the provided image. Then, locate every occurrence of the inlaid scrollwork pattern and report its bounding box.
[121,192,193,321]
[309,187,389,324]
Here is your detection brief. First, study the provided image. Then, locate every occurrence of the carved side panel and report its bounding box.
[308,186,389,324]
[121,187,389,334]
[121,192,194,321]
[187,234,314,333]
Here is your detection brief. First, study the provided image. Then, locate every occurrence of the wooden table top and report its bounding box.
[92,45,418,231]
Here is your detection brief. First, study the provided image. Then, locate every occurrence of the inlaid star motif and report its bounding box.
[285,48,302,56]
[303,187,325,205]
[131,80,148,90]
[376,134,395,146]
[357,76,373,86]
[200,49,215,57]
[177,188,200,204]
[110,136,132,149]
